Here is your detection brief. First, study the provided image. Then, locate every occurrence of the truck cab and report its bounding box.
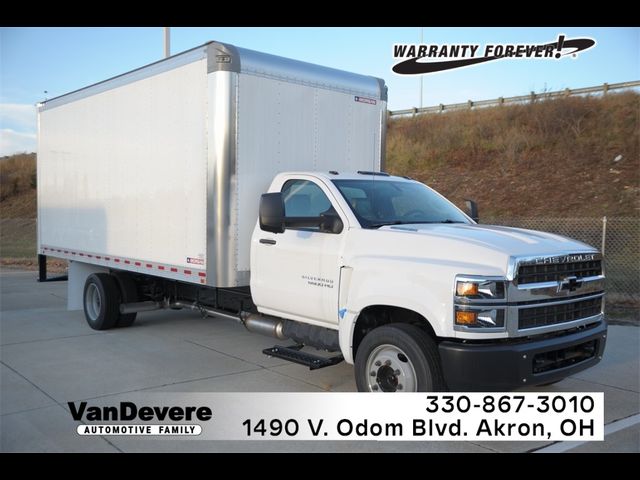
[250,171,607,392]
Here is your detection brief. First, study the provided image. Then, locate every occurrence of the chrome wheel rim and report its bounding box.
[85,283,101,322]
[366,344,417,392]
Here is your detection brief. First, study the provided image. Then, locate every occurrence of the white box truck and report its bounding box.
[37,41,607,392]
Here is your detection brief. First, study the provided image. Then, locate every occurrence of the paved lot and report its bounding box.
[1,268,638,452]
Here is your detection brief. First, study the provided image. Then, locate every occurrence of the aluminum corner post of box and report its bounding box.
[206,68,240,287]
[37,40,387,290]
[203,41,387,287]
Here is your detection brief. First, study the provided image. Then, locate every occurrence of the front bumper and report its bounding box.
[439,320,607,391]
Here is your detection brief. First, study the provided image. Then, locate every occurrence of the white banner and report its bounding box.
[70,392,603,442]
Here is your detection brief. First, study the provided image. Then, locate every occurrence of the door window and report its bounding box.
[282,179,333,220]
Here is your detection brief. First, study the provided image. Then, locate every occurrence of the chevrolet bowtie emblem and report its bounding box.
[558,276,583,293]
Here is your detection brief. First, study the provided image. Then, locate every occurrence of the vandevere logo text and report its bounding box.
[69,401,212,436]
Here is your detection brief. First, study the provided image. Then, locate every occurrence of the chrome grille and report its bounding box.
[518,297,602,330]
[517,260,602,285]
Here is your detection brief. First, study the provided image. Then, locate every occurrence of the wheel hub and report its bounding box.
[85,283,101,322]
[366,344,417,392]
[376,364,398,392]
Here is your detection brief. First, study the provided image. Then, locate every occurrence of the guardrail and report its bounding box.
[388,80,640,117]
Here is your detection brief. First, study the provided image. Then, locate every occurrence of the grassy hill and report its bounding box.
[0,153,38,267]
[386,91,639,218]
[0,153,36,218]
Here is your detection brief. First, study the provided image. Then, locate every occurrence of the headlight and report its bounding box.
[454,275,507,332]
[455,279,505,299]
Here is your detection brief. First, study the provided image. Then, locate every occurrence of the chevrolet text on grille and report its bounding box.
[528,254,597,265]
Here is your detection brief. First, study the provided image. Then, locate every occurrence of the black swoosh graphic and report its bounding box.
[392,38,596,75]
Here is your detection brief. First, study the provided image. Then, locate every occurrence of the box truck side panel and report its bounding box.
[38,57,209,281]
[37,42,386,288]
[235,74,386,275]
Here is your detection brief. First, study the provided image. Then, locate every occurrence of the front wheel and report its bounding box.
[354,323,446,392]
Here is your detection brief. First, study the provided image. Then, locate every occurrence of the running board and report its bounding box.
[262,344,344,370]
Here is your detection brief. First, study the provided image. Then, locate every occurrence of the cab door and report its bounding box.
[251,178,345,326]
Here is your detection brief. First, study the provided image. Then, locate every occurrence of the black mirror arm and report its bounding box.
[284,217,324,228]
[319,213,344,234]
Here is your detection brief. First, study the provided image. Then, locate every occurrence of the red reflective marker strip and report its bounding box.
[41,248,195,281]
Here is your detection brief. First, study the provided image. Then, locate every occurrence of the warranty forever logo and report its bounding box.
[392,35,596,75]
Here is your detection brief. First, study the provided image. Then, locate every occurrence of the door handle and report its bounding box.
[260,238,276,245]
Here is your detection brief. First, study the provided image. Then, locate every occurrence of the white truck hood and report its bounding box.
[346,223,598,280]
[382,223,596,257]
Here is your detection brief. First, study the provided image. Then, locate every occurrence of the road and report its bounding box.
[1,268,638,452]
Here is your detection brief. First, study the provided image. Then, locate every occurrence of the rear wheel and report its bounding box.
[83,273,120,330]
[355,323,446,392]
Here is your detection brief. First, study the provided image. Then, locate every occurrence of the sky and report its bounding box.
[1,27,638,155]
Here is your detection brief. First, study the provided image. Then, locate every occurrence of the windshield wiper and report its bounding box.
[410,219,466,224]
[367,221,407,229]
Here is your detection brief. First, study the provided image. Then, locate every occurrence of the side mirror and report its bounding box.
[259,192,285,233]
[320,213,344,234]
[464,199,479,223]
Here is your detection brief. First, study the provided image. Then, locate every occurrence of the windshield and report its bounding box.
[332,179,471,228]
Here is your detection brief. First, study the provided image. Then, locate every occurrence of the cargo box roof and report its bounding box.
[39,41,387,111]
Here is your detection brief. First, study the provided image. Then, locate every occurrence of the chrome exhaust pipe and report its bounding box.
[241,313,287,339]
[169,302,286,339]
[170,301,242,323]
[120,301,162,314]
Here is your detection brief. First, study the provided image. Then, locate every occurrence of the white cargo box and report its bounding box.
[37,41,387,287]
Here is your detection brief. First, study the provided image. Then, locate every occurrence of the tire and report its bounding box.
[111,271,138,328]
[83,273,120,330]
[355,323,446,392]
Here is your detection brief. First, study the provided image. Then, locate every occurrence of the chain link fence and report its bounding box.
[485,217,640,307]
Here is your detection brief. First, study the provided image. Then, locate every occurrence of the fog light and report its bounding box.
[456,282,479,296]
[455,311,477,325]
